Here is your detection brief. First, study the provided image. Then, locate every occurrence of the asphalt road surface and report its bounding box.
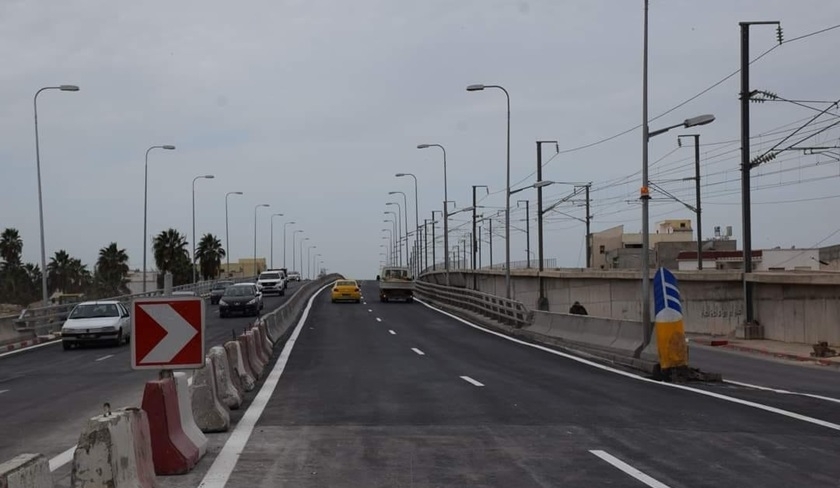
[196,281,840,488]
[0,283,299,466]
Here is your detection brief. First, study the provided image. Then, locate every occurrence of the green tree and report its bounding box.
[47,250,91,294]
[0,228,23,267]
[95,242,130,296]
[195,233,225,281]
[153,229,192,287]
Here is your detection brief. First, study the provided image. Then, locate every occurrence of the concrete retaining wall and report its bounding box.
[424,269,840,346]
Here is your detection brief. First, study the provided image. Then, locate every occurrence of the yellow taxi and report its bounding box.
[331,280,362,303]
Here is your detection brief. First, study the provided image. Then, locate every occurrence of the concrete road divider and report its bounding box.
[251,326,269,364]
[236,333,259,381]
[141,377,199,475]
[173,372,208,458]
[189,357,230,433]
[225,340,255,392]
[258,322,273,357]
[0,453,51,488]
[243,330,265,378]
[71,407,157,488]
[209,346,242,410]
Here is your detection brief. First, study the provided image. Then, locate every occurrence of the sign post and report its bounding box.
[131,297,205,371]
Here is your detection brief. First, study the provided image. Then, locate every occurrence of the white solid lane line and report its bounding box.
[376,318,382,322]
[725,379,840,405]
[0,389,8,395]
[417,298,840,433]
[589,450,671,488]
[411,348,425,356]
[388,330,396,335]
[49,445,76,472]
[368,309,373,313]
[95,354,114,362]
[460,376,484,387]
[0,340,61,359]
[197,282,332,488]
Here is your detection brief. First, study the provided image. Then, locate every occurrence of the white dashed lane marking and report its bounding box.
[411,348,425,356]
[459,376,484,387]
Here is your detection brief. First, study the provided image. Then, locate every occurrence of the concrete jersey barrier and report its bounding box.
[189,357,230,433]
[173,372,208,458]
[71,407,158,488]
[141,377,200,475]
[0,453,52,488]
[209,346,242,410]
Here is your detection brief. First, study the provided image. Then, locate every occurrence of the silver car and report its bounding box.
[61,301,131,350]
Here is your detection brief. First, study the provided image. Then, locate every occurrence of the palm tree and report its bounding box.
[153,229,192,286]
[0,228,23,267]
[47,250,73,294]
[95,243,130,296]
[195,233,226,280]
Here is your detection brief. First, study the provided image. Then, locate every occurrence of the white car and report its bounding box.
[287,271,301,282]
[61,300,131,350]
[257,271,286,296]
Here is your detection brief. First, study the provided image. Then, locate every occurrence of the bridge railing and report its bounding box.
[12,276,258,333]
[414,280,532,328]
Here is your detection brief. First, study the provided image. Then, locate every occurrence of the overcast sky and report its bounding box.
[3,0,840,279]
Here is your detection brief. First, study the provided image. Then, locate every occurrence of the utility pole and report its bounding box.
[536,140,558,310]
[431,211,442,271]
[584,183,592,268]
[740,20,780,329]
[488,217,494,268]
[477,225,483,268]
[679,134,703,270]
[517,200,530,268]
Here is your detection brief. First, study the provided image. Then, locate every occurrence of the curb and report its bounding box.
[692,339,838,367]
[1,335,60,353]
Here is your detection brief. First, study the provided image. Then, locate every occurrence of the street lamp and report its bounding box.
[382,230,393,265]
[283,221,296,269]
[467,83,512,298]
[384,213,399,265]
[298,237,310,277]
[142,144,176,293]
[253,204,270,277]
[292,230,304,272]
[536,140,558,309]
[395,173,420,274]
[306,245,317,279]
[639,114,715,339]
[417,143,449,285]
[314,253,322,278]
[192,175,215,283]
[388,192,410,272]
[33,85,80,304]
[270,213,284,269]
[385,202,404,265]
[224,191,243,277]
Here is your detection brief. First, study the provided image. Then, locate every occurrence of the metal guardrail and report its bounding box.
[13,276,258,332]
[414,280,532,328]
[420,258,558,274]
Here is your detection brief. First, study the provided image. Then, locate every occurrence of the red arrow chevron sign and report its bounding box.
[131,297,205,370]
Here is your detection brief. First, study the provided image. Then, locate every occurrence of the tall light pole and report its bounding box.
[253,204,270,277]
[192,175,215,283]
[417,144,449,285]
[292,230,304,272]
[382,229,394,264]
[517,200,530,268]
[535,140,559,309]
[270,213,284,269]
[142,143,176,293]
[639,1,716,341]
[389,191,410,273]
[386,202,404,265]
[384,214,399,265]
[34,84,80,304]
[381,237,393,265]
[224,191,243,277]
[298,237,310,278]
[314,253,322,278]
[307,245,317,279]
[283,221,296,269]
[467,83,511,298]
[396,173,420,274]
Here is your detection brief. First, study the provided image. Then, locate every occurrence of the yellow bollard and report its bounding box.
[653,268,688,370]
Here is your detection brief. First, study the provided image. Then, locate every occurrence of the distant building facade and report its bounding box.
[677,248,821,271]
[219,258,267,279]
